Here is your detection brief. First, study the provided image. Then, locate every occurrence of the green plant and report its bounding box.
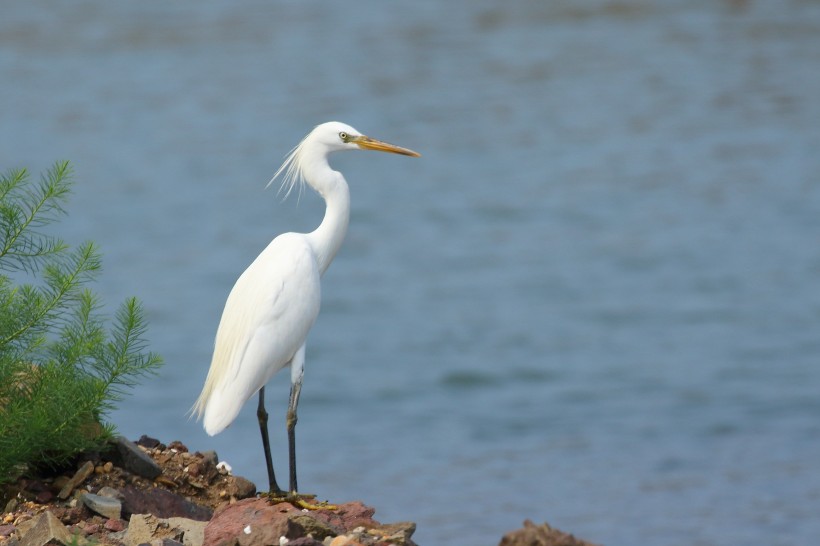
[0,161,162,482]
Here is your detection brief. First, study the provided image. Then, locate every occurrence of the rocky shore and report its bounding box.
[0,437,596,546]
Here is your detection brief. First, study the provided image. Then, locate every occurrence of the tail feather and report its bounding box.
[200,386,245,436]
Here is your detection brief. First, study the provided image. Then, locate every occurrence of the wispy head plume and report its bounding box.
[266,131,310,201]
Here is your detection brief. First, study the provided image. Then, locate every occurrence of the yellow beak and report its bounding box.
[353,135,421,157]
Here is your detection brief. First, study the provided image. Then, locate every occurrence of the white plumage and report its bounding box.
[192,121,419,495]
[198,233,320,435]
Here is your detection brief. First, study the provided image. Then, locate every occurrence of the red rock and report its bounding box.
[35,490,54,504]
[0,524,15,538]
[310,501,379,533]
[104,518,125,532]
[205,498,293,546]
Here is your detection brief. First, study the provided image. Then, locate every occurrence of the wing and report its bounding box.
[194,233,321,435]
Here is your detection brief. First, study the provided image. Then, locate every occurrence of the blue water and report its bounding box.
[2,1,820,544]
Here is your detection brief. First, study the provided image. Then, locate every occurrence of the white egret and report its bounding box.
[192,122,419,501]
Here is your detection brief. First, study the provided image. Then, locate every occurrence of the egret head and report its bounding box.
[270,121,420,198]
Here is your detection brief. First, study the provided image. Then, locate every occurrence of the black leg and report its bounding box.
[286,381,302,493]
[257,387,283,494]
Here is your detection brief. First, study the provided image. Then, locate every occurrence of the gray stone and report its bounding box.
[116,436,162,479]
[97,486,124,500]
[82,492,122,520]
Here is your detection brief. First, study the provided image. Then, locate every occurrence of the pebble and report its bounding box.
[35,491,53,504]
[82,492,123,520]
[97,486,124,500]
[227,476,256,499]
[168,440,188,452]
[104,518,125,532]
[58,461,94,499]
[199,450,219,466]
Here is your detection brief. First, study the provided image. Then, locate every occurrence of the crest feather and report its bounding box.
[267,131,311,200]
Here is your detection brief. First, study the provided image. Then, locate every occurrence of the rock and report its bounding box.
[165,517,207,546]
[499,520,599,546]
[0,524,15,537]
[168,440,189,453]
[204,498,304,546]
[115,436,162,479]
[34,491,53,504]
[82,492,122,520]
[4,497,19,513]
[149,540,186,546]
[124,514,167,546]
[287,538,324,546]
[97,485,125,499]
[56,503,91,526]
[57,460,94,499]
[198,451,219,467]
[203,498,406,546]
[124,514,207,546]
[309,501,379,535]
[16,511,73,546]
[327,537,364,546]
[137,435,162,449]
[121,484,213,521]
[104,518,126,532]
[226,476,256,499]
[372,521,417,545]
[186,461,204,477]
[288,514,337,541]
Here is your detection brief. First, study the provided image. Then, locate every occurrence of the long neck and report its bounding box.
[305,163,350,275]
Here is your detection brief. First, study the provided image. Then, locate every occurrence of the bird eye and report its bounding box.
[339,132,349,142]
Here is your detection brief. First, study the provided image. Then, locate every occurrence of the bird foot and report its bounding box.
[263,491,337,510]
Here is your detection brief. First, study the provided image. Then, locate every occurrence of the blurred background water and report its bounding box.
[2,1,820,544]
